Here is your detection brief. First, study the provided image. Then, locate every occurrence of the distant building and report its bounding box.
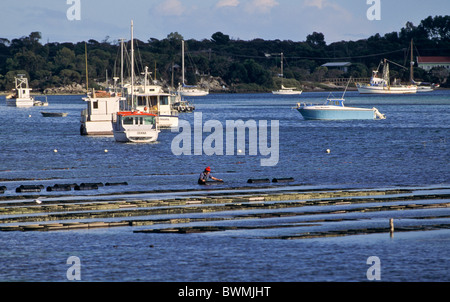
[321,62,352,73]
[417,56,450,71]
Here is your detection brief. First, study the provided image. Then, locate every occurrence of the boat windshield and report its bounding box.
[143,116,155,125]
[122,115,155,125]
[326,99,345,106]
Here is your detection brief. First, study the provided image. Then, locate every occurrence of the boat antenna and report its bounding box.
[85,42,89,95]
[131,20,134,110]
[342,77,352,99]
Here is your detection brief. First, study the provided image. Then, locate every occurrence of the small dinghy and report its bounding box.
[41,112,68,117]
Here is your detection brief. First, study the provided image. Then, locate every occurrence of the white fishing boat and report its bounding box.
[80,38,125,136]
[6,75,35,107]
[177,40,209,97]
[112,111,159,143]
[296,79,385,120]
[112,20,160,143]
[272,53,302,95]
[356,59,417,94]
[124,67,179,129]
[80,90,122,135]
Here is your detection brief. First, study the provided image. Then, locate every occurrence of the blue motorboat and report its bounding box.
[296,98,385,120]
[295,79,386,120]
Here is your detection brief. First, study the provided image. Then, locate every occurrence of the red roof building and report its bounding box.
[417,56,450,71]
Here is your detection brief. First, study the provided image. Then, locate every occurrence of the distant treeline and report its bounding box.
[1,15,449,92]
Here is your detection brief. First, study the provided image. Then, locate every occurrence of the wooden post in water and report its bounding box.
[389,218,394,237]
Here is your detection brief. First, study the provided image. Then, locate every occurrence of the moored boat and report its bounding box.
[6,75,35,107]
[272,85,303,95]
[177,40,209,97]
[296,99,385,120]
[356,59,417,94]
[296,79,385,120]
[112,111,159,143]
[272,53,302,95]
[80,90,122,135]
[41,112,68,117]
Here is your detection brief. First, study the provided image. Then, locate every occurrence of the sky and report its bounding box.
[1,0,449,44]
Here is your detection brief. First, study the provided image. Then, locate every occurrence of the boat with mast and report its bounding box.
[356,58,417,94]
[6,75,35,107]
[123,66,179,128]
[272,53,302,95]
[177,40,209,97]
[112,20,159,143]
[80,41,123,136]
[296,78,386,120]
[409,39,438,92]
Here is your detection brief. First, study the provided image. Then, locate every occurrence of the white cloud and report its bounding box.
[304,0,325,9]
[155,0,185,16]
[245,0,279,14]
[304,0,351,19]
[216,0,240,8]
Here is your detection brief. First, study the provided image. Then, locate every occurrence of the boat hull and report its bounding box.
[113,129,159,143]
[157,115,179,128]
[272,90,302,95]
[81,120,113,136]
[356,84,417,94]
[6,98,34,107]
[179,90,209,97]
[297,107,377,120]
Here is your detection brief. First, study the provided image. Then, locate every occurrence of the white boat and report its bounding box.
[6,75,35,107]
[80,90,122,135]
[112,111,159,143]
[296,79,385,120]
[356,59,417,94]
[80,38,125,136]
[272,53,302,95]
[177,40,209,97]
[34,96,49,106]
[124,67,179,129]
[273,85,303,95]
[112,20,160,143]
[178,83,209,96]
[296,99,386,120]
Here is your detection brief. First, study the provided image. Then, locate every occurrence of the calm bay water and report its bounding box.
[0,90,449,282]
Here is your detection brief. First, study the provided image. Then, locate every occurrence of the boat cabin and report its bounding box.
[115,111,157,127]
[325,98,345,107]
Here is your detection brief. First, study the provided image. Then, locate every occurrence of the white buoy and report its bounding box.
[53,149,58,153]
[326,149,331,154]
[104,149,108,153]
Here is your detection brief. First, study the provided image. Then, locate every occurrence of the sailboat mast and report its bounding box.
[131,20,134,110]
[410,39,414,83]
[281,52,284,86]
[85,42,88,94]
[182,40,185,85]
[120,38,124,96]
